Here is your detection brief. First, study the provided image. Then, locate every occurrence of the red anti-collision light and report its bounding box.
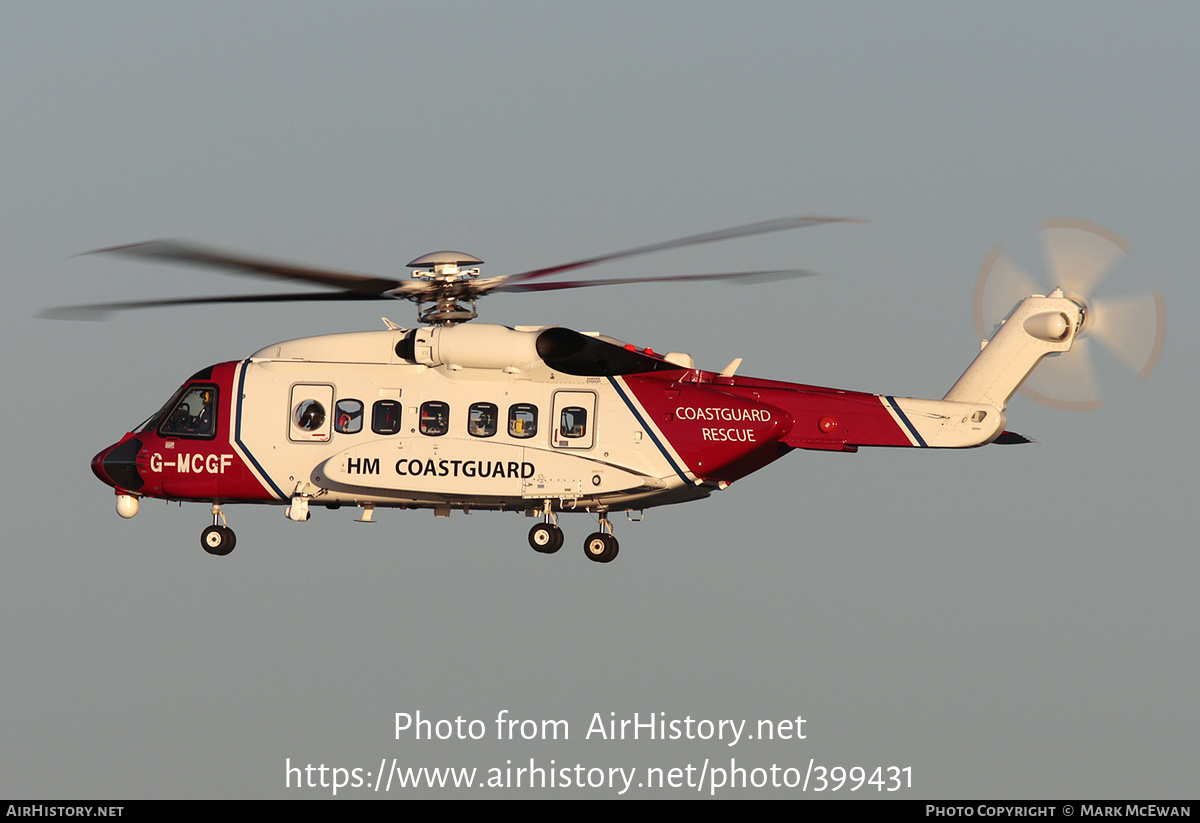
[818,416,838,434]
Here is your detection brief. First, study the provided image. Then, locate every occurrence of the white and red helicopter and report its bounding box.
[61,217,1164,562]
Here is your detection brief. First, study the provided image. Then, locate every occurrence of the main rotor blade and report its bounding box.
[85,240,400,295]
[502,217,858,284]
[494,269,816,293]
[40,291,389,321]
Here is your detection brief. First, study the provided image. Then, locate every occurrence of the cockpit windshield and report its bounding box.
[154,384,218,439]
[139,385,185,433]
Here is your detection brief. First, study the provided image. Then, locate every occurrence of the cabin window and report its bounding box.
[468,402,499,438]
[420,401,450,436]
[294,399,326,432]
[372,400,402,435]
[159,385,218,439]
[508,403,538,439]
[335,399,364,434]
[559,406,588,439]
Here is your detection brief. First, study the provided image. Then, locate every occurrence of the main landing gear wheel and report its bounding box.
[583,532,619,563]
[201,525,236,556]
[528,523,564,554]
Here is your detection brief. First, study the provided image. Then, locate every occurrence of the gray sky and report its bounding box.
[2,1,1196,798]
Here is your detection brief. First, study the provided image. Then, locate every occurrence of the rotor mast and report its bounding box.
[406,251,484,326]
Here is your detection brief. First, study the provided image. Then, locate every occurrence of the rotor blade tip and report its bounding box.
[37,306,108,321]
[797,215,867,224]
[1039,218,1130,252]
[1137,291,1167,380]
[79,239,171,258]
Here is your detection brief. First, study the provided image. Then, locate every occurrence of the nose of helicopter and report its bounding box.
[90,446,112,486]
[91,435,144,492]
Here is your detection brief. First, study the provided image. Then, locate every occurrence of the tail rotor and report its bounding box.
[973,219,1166,411]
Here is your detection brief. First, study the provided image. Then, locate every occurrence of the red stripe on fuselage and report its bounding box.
[123,361,275,502]
[622,372,912,482]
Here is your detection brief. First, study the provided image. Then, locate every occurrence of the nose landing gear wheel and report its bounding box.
[201,525,236,556]
[583,532,618,563]
[529,523,564,554]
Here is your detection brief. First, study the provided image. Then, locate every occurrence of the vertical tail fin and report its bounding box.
[944,291,1083,411]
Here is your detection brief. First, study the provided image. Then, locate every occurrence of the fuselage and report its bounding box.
[92,323,1008,518]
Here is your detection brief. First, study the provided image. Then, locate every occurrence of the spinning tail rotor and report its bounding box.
[972,219,1166,411]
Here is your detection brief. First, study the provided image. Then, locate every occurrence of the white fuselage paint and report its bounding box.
[231,328,703,513]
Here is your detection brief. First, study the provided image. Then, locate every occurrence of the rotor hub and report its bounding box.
[1059,291,1090,335]
[407,251,483,280]
[406,251,485,325]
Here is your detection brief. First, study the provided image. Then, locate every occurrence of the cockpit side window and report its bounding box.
[158,385,218,439]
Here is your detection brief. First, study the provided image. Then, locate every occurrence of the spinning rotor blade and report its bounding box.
[973,219,1165,410]
[1087,291,1167,379]
[85,240,400,295]
[1041,218,1128,298]
[1019,337,1104,412]
[39,291,387,321]
[973,247,1043,339]
[494,269,816,293]
[501,216,857,284]
[49,217,854,321]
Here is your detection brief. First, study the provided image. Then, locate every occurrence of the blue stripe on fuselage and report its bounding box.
[606,376,692,485]
[235,360,287,499]
[885,395,927,448]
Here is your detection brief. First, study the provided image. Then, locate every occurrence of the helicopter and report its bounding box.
[63,217,1165,563]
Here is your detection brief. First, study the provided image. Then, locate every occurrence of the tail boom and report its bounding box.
[944,291,1083,411]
